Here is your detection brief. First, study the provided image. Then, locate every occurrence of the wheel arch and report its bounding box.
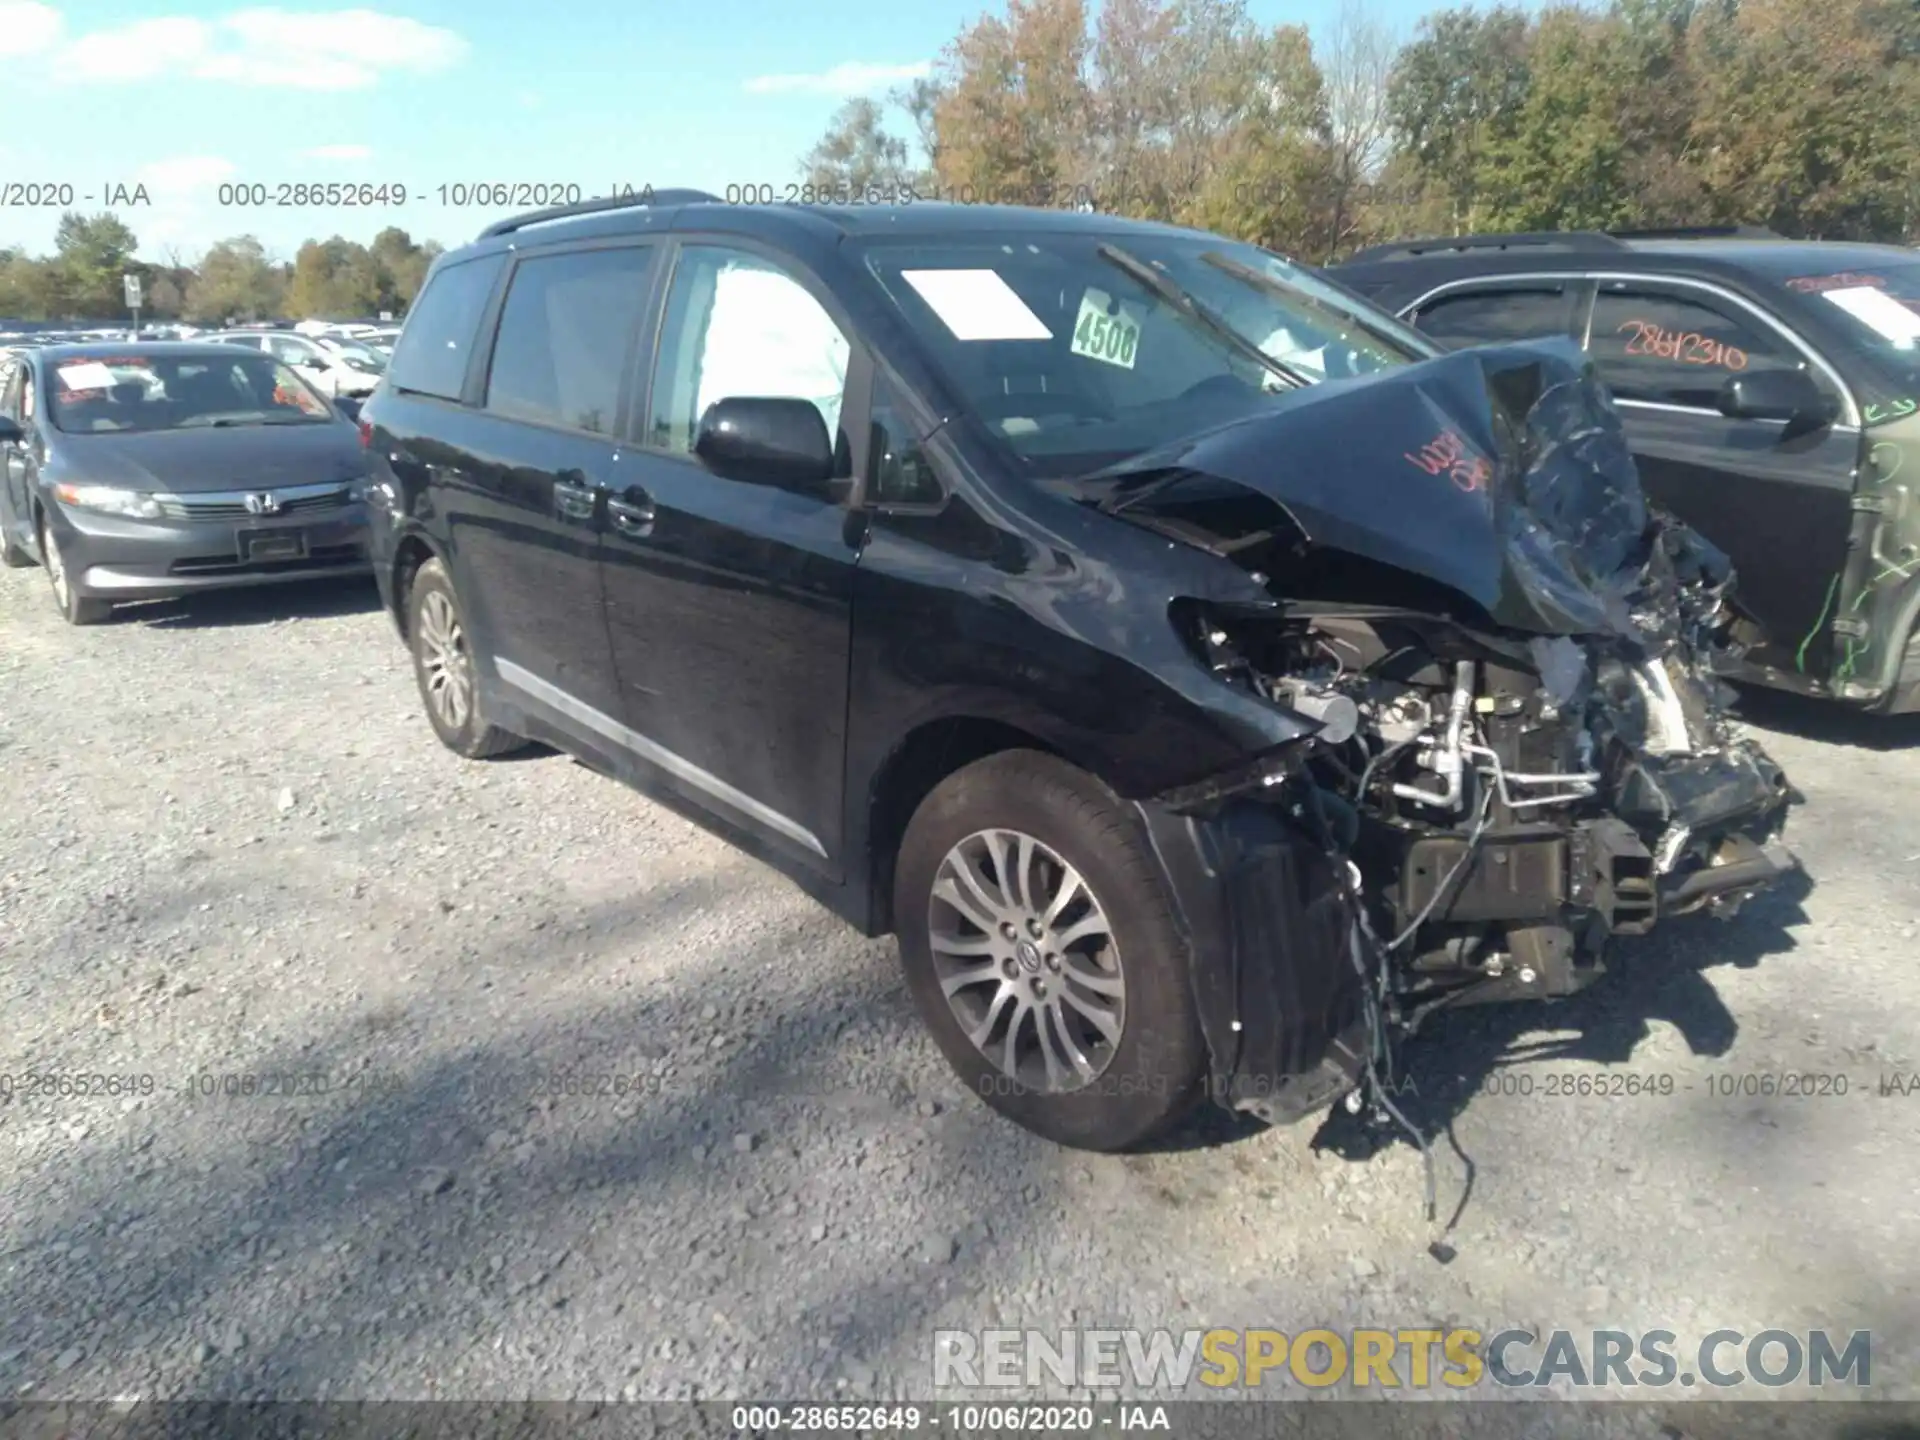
[863,715,1070,937]
[388,531,442,641]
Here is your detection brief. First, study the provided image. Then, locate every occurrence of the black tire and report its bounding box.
[893,749,1205,1151]
[407,557,527,759]
[1,501,32,568]
[39,512,110,624]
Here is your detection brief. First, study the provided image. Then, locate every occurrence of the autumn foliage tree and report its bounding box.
[796,0,1920,256]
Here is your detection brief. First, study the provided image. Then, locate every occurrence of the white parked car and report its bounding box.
[209,328,386,397]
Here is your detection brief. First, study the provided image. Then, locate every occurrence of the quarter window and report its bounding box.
[387,252,508,401]
[484,246,654,435]
[1588,288,1816,409]
[646,246,851,457]
[868,374,940,505]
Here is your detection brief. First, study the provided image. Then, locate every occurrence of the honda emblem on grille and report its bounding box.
[244,492,281,516]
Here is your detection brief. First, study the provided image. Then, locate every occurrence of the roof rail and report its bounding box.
[478,187,721,240]
[1344,231,1629,263]
[1606,224,1784,240]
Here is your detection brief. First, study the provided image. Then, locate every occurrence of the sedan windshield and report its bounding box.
[325,337,389,371]
[47,352,336,433]
[862,230,1436,473]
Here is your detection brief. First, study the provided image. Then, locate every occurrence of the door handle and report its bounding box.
[606,485,655,537]
[553,471,597,522]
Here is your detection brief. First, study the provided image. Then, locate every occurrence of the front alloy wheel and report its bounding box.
[40,515,109,625]
[929,828,1126,1093]
[894,749,1204,1151]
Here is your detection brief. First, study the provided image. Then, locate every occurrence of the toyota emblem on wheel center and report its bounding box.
[244,492,281,515]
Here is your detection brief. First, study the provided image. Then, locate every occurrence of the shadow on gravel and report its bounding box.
[0,827,1876,1407]
[1310,864,1814,1178]
[1732,684,1920,752]
[0,868,1073,1403]
[112,576,383,631]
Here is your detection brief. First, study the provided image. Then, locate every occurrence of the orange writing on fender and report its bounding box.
[1404,428,1492,494]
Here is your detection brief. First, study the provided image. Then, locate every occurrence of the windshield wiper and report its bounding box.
[1199,251,1426,361]
[1095,243,1311,393]
[1098,467,1208,517]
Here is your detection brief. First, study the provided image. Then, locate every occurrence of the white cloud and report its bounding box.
[128,156,241,254]
[54,8,467,90]
[59,18,210,82]
[0,1,62,56]
[138,155,240,193]
[304,143,372,161]
[743,60,930,97]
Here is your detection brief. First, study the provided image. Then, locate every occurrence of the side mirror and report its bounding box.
[693,397,835,493]
[1716,368,1833,429]
[0,416,22,444]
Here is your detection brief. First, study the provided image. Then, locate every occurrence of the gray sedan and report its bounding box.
[0,342,372,624]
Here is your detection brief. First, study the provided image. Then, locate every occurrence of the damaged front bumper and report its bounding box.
[1131,797,1372,1125]
[1130,738,1798,1123]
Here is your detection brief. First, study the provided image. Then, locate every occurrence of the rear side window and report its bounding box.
[387,253,506,401]
[1414,287,1572,349]
[484,246,654,435]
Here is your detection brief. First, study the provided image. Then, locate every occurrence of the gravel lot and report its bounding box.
[1,563,1917,1427]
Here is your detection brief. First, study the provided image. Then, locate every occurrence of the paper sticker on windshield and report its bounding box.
[900,269,1052,341]
[56,362,116,391]
[1821,286,1920,346]
[1071,288,1141,369]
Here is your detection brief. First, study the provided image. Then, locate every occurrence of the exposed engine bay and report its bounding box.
[1188,594,1792,1018]
[1077,338,1799,1162]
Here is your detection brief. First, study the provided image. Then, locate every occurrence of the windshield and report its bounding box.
[1782,262,1920,424]
[47,352,336,433]
[862,230,1436,474]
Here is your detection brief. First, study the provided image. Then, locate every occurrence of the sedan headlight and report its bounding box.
[53,483,164,520]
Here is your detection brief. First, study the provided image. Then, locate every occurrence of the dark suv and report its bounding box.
[360,193,1794,1151]
[1330,228,1920,712]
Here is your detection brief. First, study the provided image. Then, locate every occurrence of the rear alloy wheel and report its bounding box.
[895,749,1205,1151]
[407,557,526,759]
[39,514,110,624]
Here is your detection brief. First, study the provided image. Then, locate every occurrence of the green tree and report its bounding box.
[1477,7,1643,230]
[799,98,919,194]
[51,212,141,317]
[183,237,285,324]
[1386,6,1534,230]
[286,237,382,318]
[1686,0,1919,237]
[367,226,437,311]
[930,0,1096,202]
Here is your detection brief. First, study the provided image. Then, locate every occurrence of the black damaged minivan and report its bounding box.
[359,192,1796,1150]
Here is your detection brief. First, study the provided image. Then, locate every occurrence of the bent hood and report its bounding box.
[1089,338,1723,641]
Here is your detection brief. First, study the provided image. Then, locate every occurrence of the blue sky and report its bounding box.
[0,0,1451,265]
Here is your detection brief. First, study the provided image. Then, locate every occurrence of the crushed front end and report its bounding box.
[1092,337,1798,1120]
